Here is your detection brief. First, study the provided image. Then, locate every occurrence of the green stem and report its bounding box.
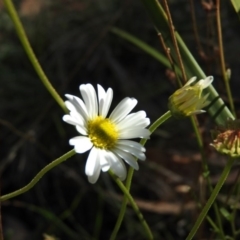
[110,172,153,240]
[0,150,76,202]
[3,0,67,113]
[190,117,225,239]
[206,215,221,234]
[230,173,240,237]
[110,111,172,240]
[141,110,172,145]
[186,157,235,240]
[140,0,234,125]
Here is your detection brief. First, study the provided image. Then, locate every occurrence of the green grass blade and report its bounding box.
[111,27,182,77]
[111,27,170,68]
[231,0,240,18]
[139,0,234,125]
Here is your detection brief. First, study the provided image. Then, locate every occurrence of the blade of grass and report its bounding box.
[111,27,181,75]
[231,0,240,18]
[13,201,88,240]
[137,0,234,125]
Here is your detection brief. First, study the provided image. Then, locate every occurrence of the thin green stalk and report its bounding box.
[191,189,222,235]
[110,172,153,240]
[206,215,221,234]
[141,111,172,145]
[230,173,240,238]
[190,117,225,239]
[140,0,234,125]
[216,0,236,117]
[3,0,67,113]
[186,157,235,240]
[110,111,172,240]
[0,150,76,202]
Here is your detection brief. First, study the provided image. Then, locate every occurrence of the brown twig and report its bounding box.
[162,0,187,83]
[189,0,204,55]
[216,0,236,117]
[158,33,182,86]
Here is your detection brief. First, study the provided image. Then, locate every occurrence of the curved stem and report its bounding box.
[110,172,153,240]
[110,111,172,239]
[0,150,76,202]
[3,0,67,113]
[186,157,235,240]
[190,117,225,239]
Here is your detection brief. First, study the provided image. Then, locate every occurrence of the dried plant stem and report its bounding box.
[216,0,236,117]
[189,0,204,54]
[162,0,187,82]
[158,33,174,65]
[158,33,182,86]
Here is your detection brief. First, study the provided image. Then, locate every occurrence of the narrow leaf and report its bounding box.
[140,0,234,125]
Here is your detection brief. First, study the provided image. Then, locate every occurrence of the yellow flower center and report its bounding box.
[87,116,119,149]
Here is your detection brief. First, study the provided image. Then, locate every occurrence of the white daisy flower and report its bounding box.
[63,84,150,183]
[168,76,214,118]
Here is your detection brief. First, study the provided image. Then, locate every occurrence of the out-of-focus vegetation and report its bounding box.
[1,0,240,239]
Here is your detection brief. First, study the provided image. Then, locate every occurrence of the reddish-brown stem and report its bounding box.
[162,0,187,82]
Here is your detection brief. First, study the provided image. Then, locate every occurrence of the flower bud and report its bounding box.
[168,76,213,118]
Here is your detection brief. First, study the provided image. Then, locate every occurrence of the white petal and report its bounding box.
[70,136,93,153]
[85,147,101,184]
[65,94,89,121]
[118,111,146,128]
[105,151,126,181]
[119,128,151,139]
[97,84,106,115]
[67,108,86,126]
[116,111,149,130]
[63,115,87,135]
[76,125,87,135]
[190,110,206,115]
[102,88,113,118]
[109,98,137,123]
[64,100,75,112]
[198,76,213,89]
[98,149,111,172]
[116,140,146,152]
[98,85,113,118]
[63,115,80,126]
[112,148,139,170]
[185,76,197,86]
[116,145,146,161]
[80,84,98,119]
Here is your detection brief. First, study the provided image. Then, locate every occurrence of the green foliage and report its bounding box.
[231,0,240,18]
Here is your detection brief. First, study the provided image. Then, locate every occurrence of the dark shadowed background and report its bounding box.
[1,0,240,239]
